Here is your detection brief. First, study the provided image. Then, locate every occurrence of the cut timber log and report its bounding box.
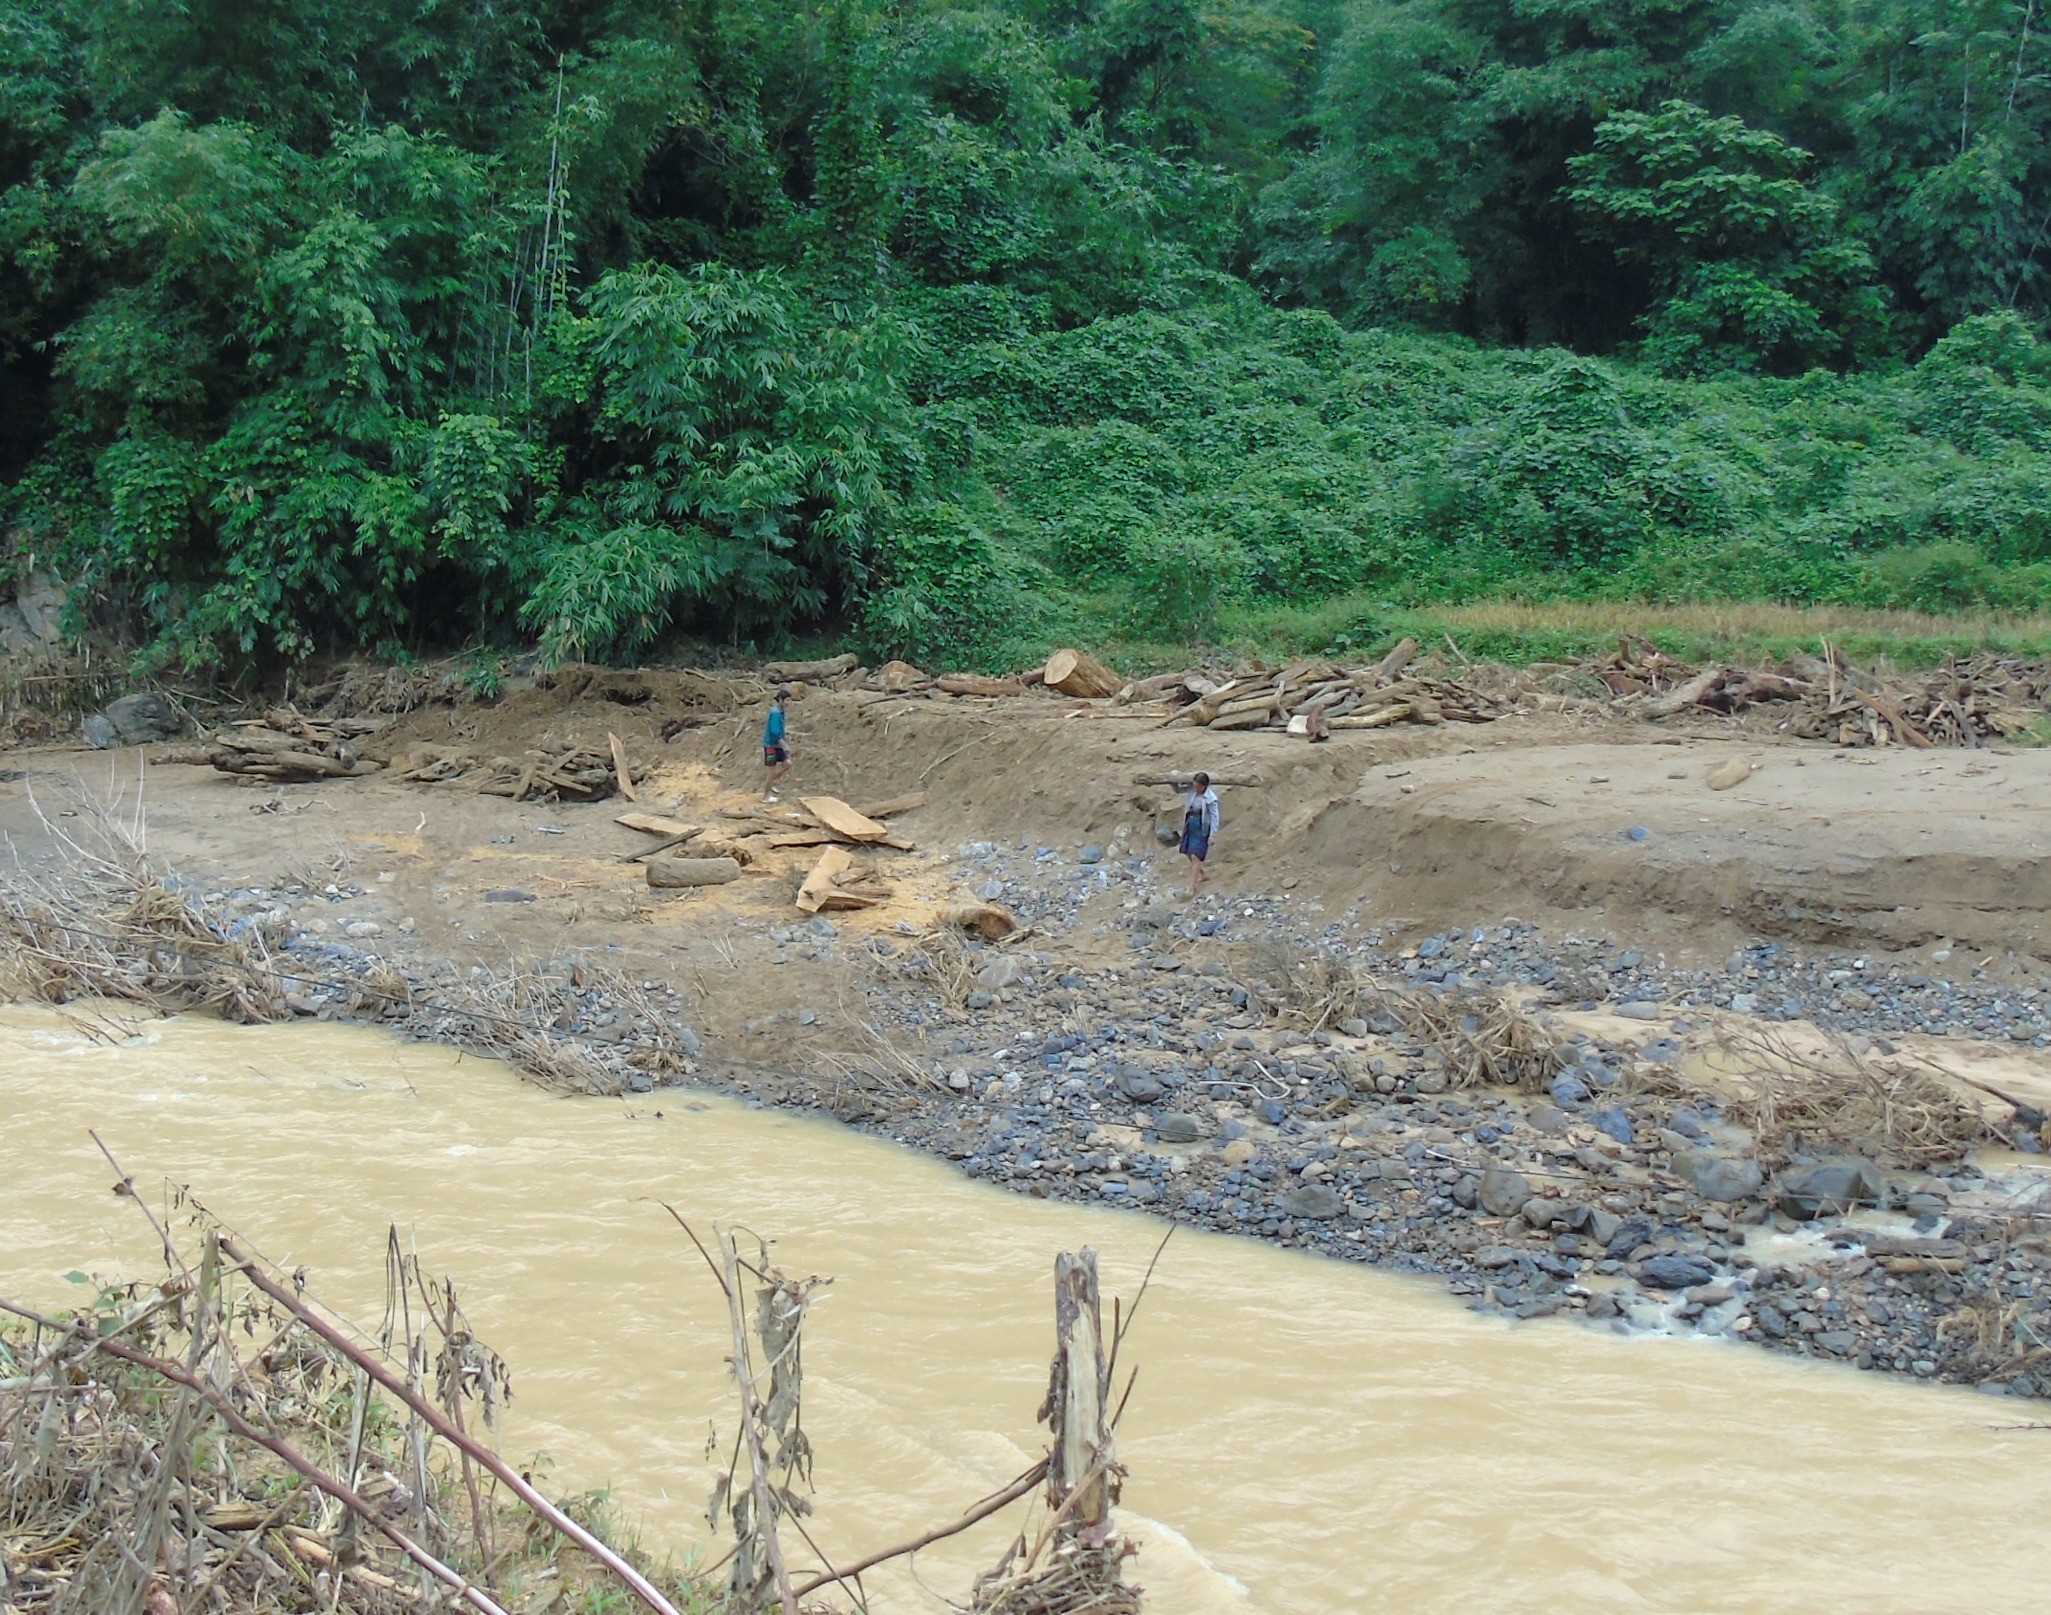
[763,653,859,683]
[1043,648,1120,699]
[800,795,889,842]
[937,674,1025,698]
[1131,771,1264,788]
[797,847,856,913]
[1376,636,1419,681]
[1328,705,1415,730]
[647,856,742,889]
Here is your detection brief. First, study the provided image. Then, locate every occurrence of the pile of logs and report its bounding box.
[395,742,644,802]
[208,709,388,782]
[1146,638,1503,732]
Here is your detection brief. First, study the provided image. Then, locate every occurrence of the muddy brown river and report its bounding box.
[1,1005,2043,1612]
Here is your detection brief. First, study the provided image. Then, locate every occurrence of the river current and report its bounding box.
[0,1005,2040,1613]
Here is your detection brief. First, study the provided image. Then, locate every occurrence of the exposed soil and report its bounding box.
[9,665,2051,1398]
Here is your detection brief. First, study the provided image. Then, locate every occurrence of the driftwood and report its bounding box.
[396,742,645,802]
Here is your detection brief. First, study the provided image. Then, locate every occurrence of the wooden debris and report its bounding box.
[856,792,927,819]
[647,855,741,888]
[938,674,1026,698]
[607,732,638,801]
[394,742,644,801]
[801,795,889,843]
[208,709,387,783]
[869,659,929,693]
[616,811,697,837]
[1043,648,1120,699]
[797,847,856,913]
[763,653,859,683]
[939,897,1021,941]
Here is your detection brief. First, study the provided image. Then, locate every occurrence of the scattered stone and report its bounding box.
[1277,1183,1344,1220]
[1640,1255,1717,1290]
[1155,1112,1206,1144]
[483,889,537,903]
[1079,844,1104,865]
[1615,1001,1663,1020]
[102,691,184,745]
[1479,1166,1532,1218]
[1779,1159,1886,1220]
[1673,1150,1764,1202]
[1116,1069,1165,1102]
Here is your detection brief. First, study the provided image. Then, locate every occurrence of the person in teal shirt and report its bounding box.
[763,687,791,800]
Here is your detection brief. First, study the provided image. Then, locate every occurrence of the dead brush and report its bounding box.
[1715,1027,1988,1167]
[0,774,287,1021]
[1240,940,1563,1090]
[1239,939,1374,1031]
[0,1172,705,1615]
[1386,987,1564,1092]
[910,928,984,1012]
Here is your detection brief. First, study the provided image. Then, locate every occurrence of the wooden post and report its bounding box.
[1046,1249,1113,1536]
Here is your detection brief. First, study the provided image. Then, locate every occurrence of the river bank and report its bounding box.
[6,669,2051,1411]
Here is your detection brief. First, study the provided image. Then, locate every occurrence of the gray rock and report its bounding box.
[1673,1150,1765,1202]
[1779,1159,1886,1220]
[1277,1183,1344,1220]
[1479,1166,1531,1218]
[1589,1106,1635,1144]
[975,956,1023,991]
[104,691,183,744]
[1815,1330,1858,1356]
[1615,1001,1663,1020]
[1155,825,1180,846]
[483,889,536,903]
[343,919,382,939]
[1585,1207,1623,1245]
[1155,1112,1205,1144]
[1078,844,1104,865]
[81,714,119,749]
[1640,1254,1716,1290]
[1116,1069,1165,1103]
[1341,1018,1369,1039]
[1414,1068,1450,1095]
[965,989,995,1010]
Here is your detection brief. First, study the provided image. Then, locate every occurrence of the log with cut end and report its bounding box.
[797,847,856,912]
[1328,705,1416,730]
[1042,648,1121,699]
[646,856,743,889]
[800,795,889,842]
[1375,637,1419,682]
[763,653,859,683]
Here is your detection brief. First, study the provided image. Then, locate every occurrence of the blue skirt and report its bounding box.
[1179,816,1210,861]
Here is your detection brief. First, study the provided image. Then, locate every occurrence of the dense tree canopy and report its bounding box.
[1,0,2048,668]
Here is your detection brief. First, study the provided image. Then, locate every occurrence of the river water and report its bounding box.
[0,1005,2042,1613]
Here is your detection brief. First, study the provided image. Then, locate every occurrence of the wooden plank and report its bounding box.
[854,792,927,819]
[799,795,889,843]
[608,732,638,802]
[763,829,836,849]
[616,811,698,837]
[796,847,855,913]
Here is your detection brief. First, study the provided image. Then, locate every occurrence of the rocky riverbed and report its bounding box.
[162,823,2051,1410]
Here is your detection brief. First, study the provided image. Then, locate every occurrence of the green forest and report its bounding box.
[2,0,2049,670]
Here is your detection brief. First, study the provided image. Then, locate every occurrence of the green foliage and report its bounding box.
[5,0,2051,673]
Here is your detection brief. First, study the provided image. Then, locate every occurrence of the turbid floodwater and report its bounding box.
[1,1004,2043,1614]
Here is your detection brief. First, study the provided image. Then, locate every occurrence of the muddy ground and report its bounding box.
[9,665,2051,1397]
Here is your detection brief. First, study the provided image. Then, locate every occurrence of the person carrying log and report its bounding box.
[763,687,792,801]
[1179,771,1220,896]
